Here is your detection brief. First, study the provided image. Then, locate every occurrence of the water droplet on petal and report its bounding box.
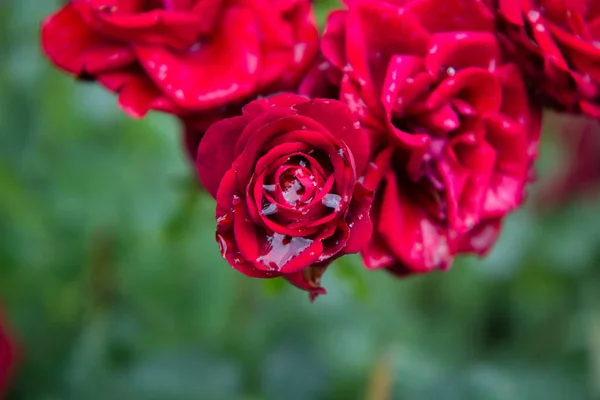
[527,10,540,22]
[262,203,278,216]
[216,234,228,253]
[322,194,342,211]
[282,179,304,205]
[257,234,313,270]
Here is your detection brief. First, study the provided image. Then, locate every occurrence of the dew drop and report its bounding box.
[217,213,231,225]
[262,203,278,216]
[231,253,244,265]
[527,10,540,22]
[216,234,228,253]
[322,194,342,211]
[263,184,276,192]
[257,234,313,270]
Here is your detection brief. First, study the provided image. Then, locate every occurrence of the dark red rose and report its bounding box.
[41,0,319,118]
[196,93,372,299]
[182,104,242,165]
[298,54,341,100]
[537,113,600,208]
[486,0,600,117]
[0,313,17,396]
[319,0,541,274]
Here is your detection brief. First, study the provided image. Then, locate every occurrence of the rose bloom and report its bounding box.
[196,93,372,298]
[313,0,541,275]
[486,0,600,117]
[41,0,318,118]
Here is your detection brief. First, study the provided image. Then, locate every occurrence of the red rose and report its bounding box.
[196,93,372,299]
[319,0,541,274]
[41,0,319,118]
[486,0,600,117]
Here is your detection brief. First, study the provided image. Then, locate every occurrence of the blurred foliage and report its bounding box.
[1,0,600,399]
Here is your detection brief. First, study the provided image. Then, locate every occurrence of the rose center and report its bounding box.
[280,174,307,206]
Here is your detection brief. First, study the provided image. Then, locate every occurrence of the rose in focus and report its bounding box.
[196,93,373,298]
[486,0,600,117]
[317,0,541,275]
[41,0,318,118]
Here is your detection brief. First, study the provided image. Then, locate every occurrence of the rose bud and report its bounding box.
[485,0,600,117]
[41,0,319,118]
[318,0,541,275]
[196,93,372,299]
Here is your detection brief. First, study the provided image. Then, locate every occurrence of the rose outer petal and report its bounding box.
[41,3,135,75]
[197,115,251,198]
[135,7,261,110]
[293,98,370,175]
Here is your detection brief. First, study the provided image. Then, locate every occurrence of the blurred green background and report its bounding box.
[2,1,600,399]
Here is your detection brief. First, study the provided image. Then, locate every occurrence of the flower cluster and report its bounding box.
[41,0,599,299]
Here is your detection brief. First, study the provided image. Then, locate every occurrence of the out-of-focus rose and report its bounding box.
[485,0,600,117]
[319,0,541,275]
[537,113,600,208]
[41,0,319,118]
[196,93,372,299]
[0,312,17,396]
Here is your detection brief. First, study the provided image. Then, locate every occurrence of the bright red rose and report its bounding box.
[196,93,372,299]
[41,0,319,118]
[319,0,541,274]
[486,0,600,117]
[0,313,17,396]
